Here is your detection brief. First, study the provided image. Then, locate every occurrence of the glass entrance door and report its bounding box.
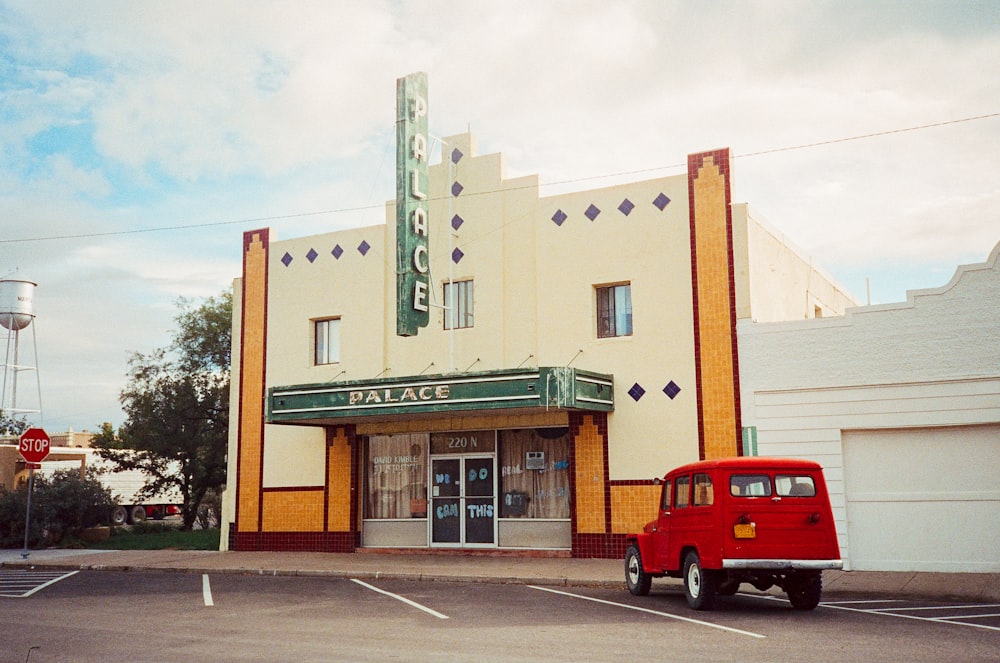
[430,455,496,547]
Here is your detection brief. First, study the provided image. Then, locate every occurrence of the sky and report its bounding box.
[0,1,997,433]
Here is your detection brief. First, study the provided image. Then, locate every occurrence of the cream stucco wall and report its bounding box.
[734,203,858,322]
[533,177,699,478]
[249,133,707,482]
[228,131,861,515]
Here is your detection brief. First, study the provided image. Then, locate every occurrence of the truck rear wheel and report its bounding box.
[625,544,652,596]
[683,551,718,611]
[787,573,823,610]
[111,506,128,526]
[129,505,147,524]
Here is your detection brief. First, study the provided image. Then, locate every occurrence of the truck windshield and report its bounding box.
[776,475,816,497]
[730,474,772,497]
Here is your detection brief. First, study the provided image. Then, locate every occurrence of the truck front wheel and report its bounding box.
[683,551,718,610]
[625,544,652,596]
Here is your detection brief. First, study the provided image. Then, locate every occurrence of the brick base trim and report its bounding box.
[572,533,627,559]
[232,531,359,553]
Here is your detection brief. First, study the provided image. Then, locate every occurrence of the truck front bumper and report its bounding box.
[722,559,843,571]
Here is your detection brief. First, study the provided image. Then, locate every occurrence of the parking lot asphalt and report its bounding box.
[2,547,999,603]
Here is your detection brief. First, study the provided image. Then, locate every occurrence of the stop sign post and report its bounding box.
[19,427,50,464]
[19,427,50,559]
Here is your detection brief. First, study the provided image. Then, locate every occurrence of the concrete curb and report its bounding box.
[2,560,617,588]
[3,551,998,603]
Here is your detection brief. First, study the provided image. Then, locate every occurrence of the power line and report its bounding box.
[734,113,1000,159]
[2,111,996,245]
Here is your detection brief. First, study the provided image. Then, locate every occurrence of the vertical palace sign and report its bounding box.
[396,72,430,336]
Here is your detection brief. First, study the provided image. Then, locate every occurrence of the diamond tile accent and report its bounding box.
[628,383,646,402]
[451,214,464,230]
[331,244,344,259]
[452,247,464,264]
[585,204,601,221]
[306,248,318,263]
[552,209,568,226]
[618,198,634,216]
[357,240,370,256]
[663,381,682,400]
[451,147,463,164]
[653,193,671,211]
[281,252,293,267]
[451,181,464,197]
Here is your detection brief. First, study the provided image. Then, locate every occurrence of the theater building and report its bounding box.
[220,74,855,557]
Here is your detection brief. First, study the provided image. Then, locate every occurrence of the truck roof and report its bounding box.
[663,456,824,477]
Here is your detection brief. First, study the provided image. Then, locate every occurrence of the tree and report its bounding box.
[93,291,231,531]
[0,411,29,436]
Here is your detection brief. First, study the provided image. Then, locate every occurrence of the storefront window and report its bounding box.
[366,434,429,519]
[499,428,570,519]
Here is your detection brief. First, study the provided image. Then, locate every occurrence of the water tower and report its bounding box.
[0,277,42,419]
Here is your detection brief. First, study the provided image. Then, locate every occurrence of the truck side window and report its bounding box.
[675,476,691,509]
[776,475,816,497]
[730,474,772,497]
[693,473,713,506]
[660,480,672,511]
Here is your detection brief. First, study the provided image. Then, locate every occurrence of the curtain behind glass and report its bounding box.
[499,429,570,519]
[366,434,428,519]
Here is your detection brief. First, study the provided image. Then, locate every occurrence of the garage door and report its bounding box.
[842,425,1000,572]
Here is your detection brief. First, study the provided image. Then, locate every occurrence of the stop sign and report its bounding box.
[18,427,50,464]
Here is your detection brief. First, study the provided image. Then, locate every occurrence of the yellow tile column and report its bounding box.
[236,229,269,533]
[573,415,606,534]
[688,151,741,459]
[327,426,354,532]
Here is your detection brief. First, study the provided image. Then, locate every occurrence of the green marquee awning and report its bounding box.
[267,367,614,425]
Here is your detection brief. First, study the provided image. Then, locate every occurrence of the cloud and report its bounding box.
[0,0,997,430]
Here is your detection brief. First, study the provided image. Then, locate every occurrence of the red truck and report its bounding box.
[625,457,842,610]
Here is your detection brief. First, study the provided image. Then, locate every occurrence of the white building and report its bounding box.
[739,242,1000,572]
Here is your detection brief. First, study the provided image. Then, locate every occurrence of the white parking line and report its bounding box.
[946,612,1000,620]
[202,574,214,607]
[350,579,449,620]
[0,570,78,598]
[818,601,1000,633]
[821,599,899,605]
[869,603,1000,612]
[528,586,766,639]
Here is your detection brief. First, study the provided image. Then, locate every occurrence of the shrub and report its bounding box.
[0,485,40,548]
[0,468,116,548]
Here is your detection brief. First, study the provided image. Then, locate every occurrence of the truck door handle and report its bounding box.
[771,496,781,502]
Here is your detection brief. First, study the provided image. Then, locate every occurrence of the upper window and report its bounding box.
[314,318,341,365]
[444,280,474,330]
[597,283,632,338]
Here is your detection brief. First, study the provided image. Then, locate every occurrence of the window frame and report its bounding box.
[674,475,691,509]
[692,473,714,506]
[660,479,673,511]
[596,282,632,338]
[314,317,341,366]
[776,474,817,497]
[443,279,474,330]
[730,474,773,498]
